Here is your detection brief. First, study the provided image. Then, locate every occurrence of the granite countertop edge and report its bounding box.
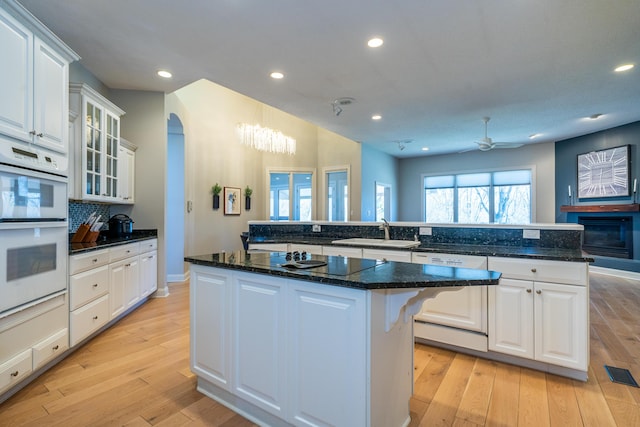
[70,229,158,254]
[185,253,502,290]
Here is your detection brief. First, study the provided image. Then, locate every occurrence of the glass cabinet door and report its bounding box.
[85,100,102,197]
[105,113,119,198]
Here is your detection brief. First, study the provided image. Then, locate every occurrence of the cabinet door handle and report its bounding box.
[52,345,59,351]
[93,283,99,288]
[93,316,99,320]
[531,268,537,273]
[11,370,19,377]
[29,130,36,136]
[536,290,542,295]
[37,133,43,137]
[526,289,532,293]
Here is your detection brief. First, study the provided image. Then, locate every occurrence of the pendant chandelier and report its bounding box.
[236,123,296,155]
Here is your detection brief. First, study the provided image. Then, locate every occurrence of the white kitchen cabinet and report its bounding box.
[139,239,158,298]
[191,267,233,390]
[233,271,287,418]
[118,138,136,204]
[69,83,125,202]
[412,252,489,351]
[0,349,32,395]
[108,242,140,319]
[248,243,288,252]
[69,249,110,346]
[32,328,68,370]
[322,245,362,258]
[488,257,588,371]
[0,4,77,153]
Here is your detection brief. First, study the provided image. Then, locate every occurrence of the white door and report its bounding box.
[488,278,534,359]
[534,282,588,370]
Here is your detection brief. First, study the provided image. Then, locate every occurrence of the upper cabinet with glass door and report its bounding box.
[0,1,79,154]
[69,83,125,202]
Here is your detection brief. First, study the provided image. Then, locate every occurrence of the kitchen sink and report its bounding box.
[331,238,421,249]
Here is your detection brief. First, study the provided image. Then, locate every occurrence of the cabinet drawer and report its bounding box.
[139,238,157,253]
[488,257,587,286]
[248,243,288,252]
[0,349,32,393]
[362,248,411,263]
[32,329,68,369]
[322,245,363,258]
[70,294,110,347]
[412,252,487,269]
[70,265,109,310]
[70,249,110,275]
[109,243,140,262]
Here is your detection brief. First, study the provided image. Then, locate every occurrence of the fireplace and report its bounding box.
[578,216,633,259]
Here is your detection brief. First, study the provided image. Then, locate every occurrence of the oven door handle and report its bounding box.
[0,221,68,230]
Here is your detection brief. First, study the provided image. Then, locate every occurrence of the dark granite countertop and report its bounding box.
[185,251,501,290]
[69,229,158,255]
[248,237,593,263]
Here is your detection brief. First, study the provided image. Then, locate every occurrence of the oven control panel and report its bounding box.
[0,142,68,176]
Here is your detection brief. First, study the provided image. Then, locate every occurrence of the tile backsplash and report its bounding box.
[69,202,110,232]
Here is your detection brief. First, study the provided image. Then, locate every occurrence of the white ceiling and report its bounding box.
[18,0,640,158]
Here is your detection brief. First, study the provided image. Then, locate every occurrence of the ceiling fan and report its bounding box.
[464,117,524,152]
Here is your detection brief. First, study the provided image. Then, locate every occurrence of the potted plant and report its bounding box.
[211,183,222,209]
[244,185,253,211]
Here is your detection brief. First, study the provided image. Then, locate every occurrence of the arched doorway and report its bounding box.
[166,113,186,282]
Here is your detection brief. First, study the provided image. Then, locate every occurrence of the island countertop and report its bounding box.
[185,251,501,290]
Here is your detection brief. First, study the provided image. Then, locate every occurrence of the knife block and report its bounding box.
[71,224,99,243]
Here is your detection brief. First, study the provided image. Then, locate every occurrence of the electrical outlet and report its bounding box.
[523,229,540,239]
[312,224,321,232]
[419,227,432,236]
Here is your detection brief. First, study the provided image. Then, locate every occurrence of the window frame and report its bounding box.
[266,167,316,221]
[422,166,536,224]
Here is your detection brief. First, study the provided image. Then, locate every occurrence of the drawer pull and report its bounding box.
[125,263,131,267]
[93,283,99,288]
[92,258,98,263]
[536,290,542,295]
[526,289,532,293]
[531,268,537,273]
[52,345,59,351]
[93,316,99,320]
[10,370,19,377]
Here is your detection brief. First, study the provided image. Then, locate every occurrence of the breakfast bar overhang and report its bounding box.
[186,251,500,427]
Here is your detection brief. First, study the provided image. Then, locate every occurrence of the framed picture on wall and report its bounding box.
[577,145,630,199]
[224,187,241,215]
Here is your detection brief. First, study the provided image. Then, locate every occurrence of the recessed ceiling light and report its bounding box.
[367,37,384,48]
[588,113,603,120]
[421,147,429,151]
[270,72,284,79]
[157,70,172,78]
[614,64,634,72]
[371,114,382,120]
[529,133,542,139]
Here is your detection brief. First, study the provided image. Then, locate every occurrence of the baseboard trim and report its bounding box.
[167,272,188,283]
[590,266,640,281]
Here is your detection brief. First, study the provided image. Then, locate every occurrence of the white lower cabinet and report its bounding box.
[322,245,362,258]
[191,266,371,427]
[32,329,68,369]
[0,350,32,394]
[69,238,157,347]
[362,248,412,262]
[488,257,588,371]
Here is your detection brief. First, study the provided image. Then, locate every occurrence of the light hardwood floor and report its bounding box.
[0,272,638,426]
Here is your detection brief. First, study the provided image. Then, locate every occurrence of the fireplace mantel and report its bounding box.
[560,203,639,213]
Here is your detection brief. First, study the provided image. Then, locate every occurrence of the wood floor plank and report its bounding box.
[420,353,475,426]
[413,347,456,405]
[485,363,520,427]
[573,366,618,427]
[518,369,550,427]
[546,374,583,427]
[455,358,496,425]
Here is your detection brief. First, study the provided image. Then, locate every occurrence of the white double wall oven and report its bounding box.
[0,137,69,316]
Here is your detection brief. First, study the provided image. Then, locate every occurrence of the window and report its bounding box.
[326,170,348,221]
[424,170,531,224]
[375,182,391,222]
[269,170,313,221]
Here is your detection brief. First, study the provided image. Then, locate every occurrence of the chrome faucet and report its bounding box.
[379,218,390,240]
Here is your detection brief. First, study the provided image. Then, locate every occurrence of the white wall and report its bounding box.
[166,79,362,257]
[398,141,556,223]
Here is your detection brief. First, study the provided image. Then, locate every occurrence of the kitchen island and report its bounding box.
[186,251,500,427]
